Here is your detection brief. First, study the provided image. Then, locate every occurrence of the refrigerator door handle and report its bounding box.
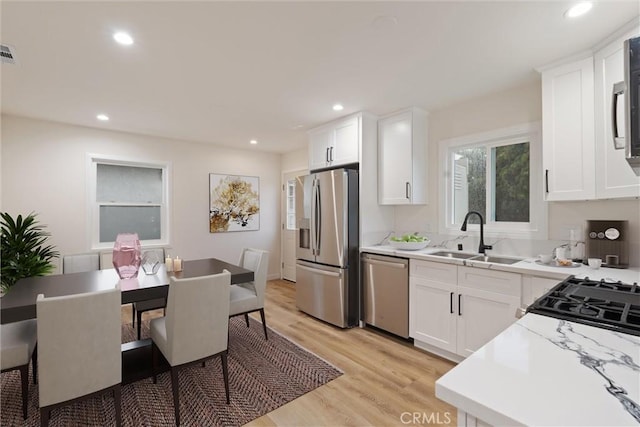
[297,264,342,277]
[310,178,317,256]
[315,179,322,255]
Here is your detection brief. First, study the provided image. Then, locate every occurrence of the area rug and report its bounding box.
[0,317,342,426]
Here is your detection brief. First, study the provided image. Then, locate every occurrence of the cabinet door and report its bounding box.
[331,116,359,166]
[410,276,457,353]
[309,126,332,171]
[531,276,560,303]
[595,30,640,198]
[456,286,520,358]
[378,111,413,204]
[542,57,596,200]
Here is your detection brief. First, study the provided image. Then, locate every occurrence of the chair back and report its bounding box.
[164,271,231,366]
[238,248,269,307]
[62,253,99,273]
[36,286,121,408]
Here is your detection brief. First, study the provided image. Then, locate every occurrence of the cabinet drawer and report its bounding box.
[458,266,521,297]
[410,260,457,283]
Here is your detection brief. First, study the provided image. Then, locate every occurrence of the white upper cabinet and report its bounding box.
[308,115,359,171]
[594,28,640,199]
[309,126,333,171]
[541,57,596,201]
[378,108,428,205]
[541,23,640,201]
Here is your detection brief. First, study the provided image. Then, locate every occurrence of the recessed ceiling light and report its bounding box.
[113,31,134,45]
[250,139,258,145]
[96,114,109,121]
[564,2,592,18]
[332,104,344,111]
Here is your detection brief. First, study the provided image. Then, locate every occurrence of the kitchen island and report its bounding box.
[435,313,640,426]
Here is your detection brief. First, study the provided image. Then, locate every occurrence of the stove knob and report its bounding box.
[589,231,597,239]
[597,232,605,239]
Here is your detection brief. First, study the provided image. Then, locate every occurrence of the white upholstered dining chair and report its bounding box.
[36,286,122,426]
[150,271,231,426]
[62,253,100,273]
[0,319,38,419]
[229,248,269,340]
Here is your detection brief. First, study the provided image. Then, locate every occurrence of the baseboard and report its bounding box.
[413,339,464,363]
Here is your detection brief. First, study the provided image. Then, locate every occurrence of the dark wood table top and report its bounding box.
[0,257,254,324]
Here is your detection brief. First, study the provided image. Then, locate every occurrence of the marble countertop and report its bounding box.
[360,245,640,284]
[435,313,640,426]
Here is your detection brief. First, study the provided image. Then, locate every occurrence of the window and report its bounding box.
[88,155,170,249]
[440,123,546,238]
[286,179,296,230]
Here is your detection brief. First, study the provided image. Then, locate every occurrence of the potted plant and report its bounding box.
[1,212,59,293]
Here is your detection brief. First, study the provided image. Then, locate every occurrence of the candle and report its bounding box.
[173,256,182,272]
[165,256,173,272]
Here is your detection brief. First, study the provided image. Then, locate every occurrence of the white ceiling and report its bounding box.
[1,1,638,153]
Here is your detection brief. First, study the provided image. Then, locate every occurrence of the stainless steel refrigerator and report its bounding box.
[295,168,359,328]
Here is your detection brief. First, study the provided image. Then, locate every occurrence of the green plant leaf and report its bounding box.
[1,212,59,290]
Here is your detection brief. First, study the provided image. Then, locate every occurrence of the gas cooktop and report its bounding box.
[527,276,640,336]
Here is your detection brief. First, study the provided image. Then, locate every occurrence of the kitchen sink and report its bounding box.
[429,251,479,260]
[468,255,522,265]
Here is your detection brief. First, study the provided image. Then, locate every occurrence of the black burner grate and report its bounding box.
[527,276,640,336]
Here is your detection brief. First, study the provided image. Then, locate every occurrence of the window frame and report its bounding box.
[87,154,171,250]
[438,122,547,239]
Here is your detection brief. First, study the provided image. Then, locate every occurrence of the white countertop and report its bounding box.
[435,313,640,426]
[360,245,640,284]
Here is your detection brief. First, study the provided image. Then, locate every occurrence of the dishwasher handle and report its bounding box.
[362,258,407,269]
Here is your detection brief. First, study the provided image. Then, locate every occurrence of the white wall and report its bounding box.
[281,148,308,174]
[394,81,543,234]
[1,115,283,276]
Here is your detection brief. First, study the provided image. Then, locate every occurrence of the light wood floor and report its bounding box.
[122,279,458,427]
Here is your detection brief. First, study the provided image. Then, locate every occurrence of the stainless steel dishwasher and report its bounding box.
[361,253,409,338]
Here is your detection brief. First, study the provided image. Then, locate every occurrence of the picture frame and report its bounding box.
[209,174,260,233]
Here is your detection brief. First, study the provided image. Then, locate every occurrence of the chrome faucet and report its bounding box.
[460,211,493,254]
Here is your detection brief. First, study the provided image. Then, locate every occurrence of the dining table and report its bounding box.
[0,257,254,383]
[1,257,254,324]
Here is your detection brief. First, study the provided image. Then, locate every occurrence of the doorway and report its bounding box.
[281,169,305,282]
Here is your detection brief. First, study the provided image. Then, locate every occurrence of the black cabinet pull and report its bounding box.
[450,292,454,314]
[458,294,462,316]
[405,182,411,199]
[545,169,549,194]
[329,146,334,162]
[326,147,330,163]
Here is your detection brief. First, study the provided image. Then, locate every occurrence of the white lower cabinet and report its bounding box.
[410,264,457,353]
[521,275,565,307]
[410,260,521,360]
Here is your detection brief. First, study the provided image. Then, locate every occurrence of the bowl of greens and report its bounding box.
[389,234,429,250]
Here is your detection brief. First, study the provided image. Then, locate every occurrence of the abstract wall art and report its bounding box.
[209,174,260,233]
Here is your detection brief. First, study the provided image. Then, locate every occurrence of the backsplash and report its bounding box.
[364,231,640,268]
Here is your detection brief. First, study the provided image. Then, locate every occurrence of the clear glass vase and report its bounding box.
[141,250,161,275]
[112,233,142,279]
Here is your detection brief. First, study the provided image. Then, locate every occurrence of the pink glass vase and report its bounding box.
[112,233,142,279]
